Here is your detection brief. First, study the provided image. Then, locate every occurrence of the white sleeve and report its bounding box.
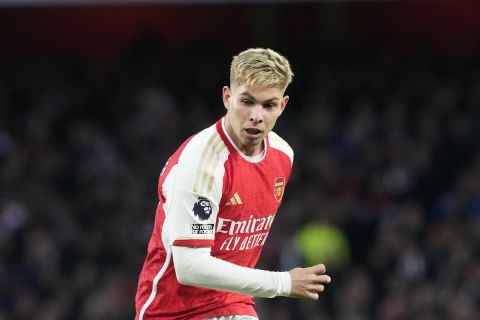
[172,246,291,298]
[163,128,228,247]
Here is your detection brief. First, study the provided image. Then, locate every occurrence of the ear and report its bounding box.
[222,86,231,109]
[279,95,289,115]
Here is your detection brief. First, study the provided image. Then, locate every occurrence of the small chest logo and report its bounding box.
[226,193,243,206]
[193,196,212,221]
[273,177,285,203]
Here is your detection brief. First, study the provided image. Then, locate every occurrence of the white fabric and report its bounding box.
[162,125,229,245]
[172,246,291,298]
[268,130,294,165]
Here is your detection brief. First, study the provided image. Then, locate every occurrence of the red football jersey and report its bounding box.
[135,118,293,320]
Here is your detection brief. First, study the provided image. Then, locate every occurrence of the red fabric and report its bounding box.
[172,239,215,247]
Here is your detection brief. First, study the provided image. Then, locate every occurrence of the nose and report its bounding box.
[249,104,263,124]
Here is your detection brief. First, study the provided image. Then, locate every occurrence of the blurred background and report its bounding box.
[1,0,480,319]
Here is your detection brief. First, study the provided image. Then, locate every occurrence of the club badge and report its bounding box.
[273,177,285,203]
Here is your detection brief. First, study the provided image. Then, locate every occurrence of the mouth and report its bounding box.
[244,128,262,137]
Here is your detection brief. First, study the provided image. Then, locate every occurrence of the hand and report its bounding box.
[288,264,331,300]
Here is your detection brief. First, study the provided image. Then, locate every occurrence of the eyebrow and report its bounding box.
[239,92,280,103]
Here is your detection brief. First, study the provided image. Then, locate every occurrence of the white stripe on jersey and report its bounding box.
[194,132,225,195]
[138,248,172,320]
[268,131,294,165]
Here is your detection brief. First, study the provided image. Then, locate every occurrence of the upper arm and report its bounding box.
[162,130,229,248]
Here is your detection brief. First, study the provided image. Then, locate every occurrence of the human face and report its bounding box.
[222,84,289,156]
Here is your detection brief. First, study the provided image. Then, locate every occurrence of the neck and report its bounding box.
[224,116,263,156]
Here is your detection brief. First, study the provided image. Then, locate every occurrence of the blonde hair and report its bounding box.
[230,48,293,92]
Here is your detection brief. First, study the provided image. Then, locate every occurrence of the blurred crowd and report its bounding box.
[1,38,479,320]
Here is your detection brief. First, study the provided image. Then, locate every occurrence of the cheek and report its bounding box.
[235,106,248,117]
[266,114,280,128]
[232,108,248,124]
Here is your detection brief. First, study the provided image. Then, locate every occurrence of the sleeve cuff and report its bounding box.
[279,271,292,297]
[172,239,215,247]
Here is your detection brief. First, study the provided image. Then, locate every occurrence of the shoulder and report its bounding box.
[161,124,229,200]
[178,124,229,165]
[173,124,230,195]
[268,130,294,165]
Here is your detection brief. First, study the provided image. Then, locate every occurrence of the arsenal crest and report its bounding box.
[273,177,285,203]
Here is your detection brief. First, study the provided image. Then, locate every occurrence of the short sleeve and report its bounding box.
[162,129,228,247]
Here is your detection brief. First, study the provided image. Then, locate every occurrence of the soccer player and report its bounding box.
[135,48,331,320]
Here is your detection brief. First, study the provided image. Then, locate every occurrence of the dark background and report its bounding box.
[1,1,479,319]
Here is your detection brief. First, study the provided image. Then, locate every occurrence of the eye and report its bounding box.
[241,99,254,105]
[264,103,276,109]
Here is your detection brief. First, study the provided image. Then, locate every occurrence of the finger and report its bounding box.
[307,284,325,293]
[313,274,331,284]
[306,291,319,301]
[309,264,326,274]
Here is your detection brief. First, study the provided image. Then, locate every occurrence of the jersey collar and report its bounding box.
[216,117,268,164]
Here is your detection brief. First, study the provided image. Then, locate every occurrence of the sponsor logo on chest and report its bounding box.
[216,214,275,251]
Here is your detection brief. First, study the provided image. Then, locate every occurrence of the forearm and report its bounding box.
[172,246,291,298]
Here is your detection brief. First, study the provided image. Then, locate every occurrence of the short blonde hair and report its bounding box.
[230,48,293,92]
